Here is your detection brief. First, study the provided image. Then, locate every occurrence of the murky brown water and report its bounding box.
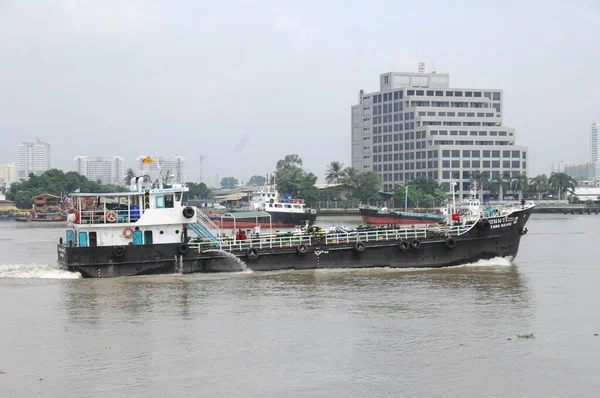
[1,215,600,397]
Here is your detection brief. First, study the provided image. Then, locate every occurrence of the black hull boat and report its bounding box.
[58,205,533,278]
[211,210,318,229]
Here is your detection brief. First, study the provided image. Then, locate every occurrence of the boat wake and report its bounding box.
[0,264,82,279]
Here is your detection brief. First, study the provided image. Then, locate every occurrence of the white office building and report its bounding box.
[135,155,186,184]
[17,139,52,180]
[0,163,17,188]
[73,156,127,186]
[351,70,529,196]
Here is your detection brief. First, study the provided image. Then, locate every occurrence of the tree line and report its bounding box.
[470,171,578,201]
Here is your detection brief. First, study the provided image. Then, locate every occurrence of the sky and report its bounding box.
[0,0,599,186]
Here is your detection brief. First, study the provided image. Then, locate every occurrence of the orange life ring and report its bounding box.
[106,211,118,223]
[123,227,134,239]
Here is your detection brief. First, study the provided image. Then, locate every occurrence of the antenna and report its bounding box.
[198,154,205,184]
[358,89,364,104]
[418,62,425,73]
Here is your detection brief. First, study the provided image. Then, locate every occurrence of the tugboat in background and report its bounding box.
[211,184,317,229]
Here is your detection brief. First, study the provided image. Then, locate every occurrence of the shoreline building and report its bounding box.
[0,163,17,188]
[351,69,529,197]
[135,155,186,184]
[73,156,127,186]
[17,139,52,180]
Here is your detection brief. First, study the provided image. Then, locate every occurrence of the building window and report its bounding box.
[472,160,480,168]
[455,91,463,97]
[451,160,459,168]
[427,90,434,96]
[512,161,520,168]
[466,92,473,97]
[463,160,470,168]
[474,92,482,97]
[503,161,510,168]
[483,160,490,168]
[492,150,500,157]
[492,161,500,168]
[492,92,501,100]
[451,150,460,157]
[512,151,520,158]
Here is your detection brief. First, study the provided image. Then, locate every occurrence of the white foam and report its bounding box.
[0,264,81,279]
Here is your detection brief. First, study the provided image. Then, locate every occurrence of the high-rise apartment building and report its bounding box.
[351,71,529,196]
[73,156,127,186]
[17,139,52,180]
[590,122,599,179]
[135,155,186,184]
[0,164,17,188]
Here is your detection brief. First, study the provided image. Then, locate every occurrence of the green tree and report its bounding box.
[548,172,577,201]
[247,175,266,186]
[276,154,302,170]
[6,169,125,208]
[340,167,360,189]
[220,177,239,189]
[325,161,345,185]
[470,170,490,200]
[353,171,382,202]
[186,182,211,198]
[529,174,549,201]
[394,177,449,209]
[124,168,136,186]
[490,174,510,200]
[510,172,529,200]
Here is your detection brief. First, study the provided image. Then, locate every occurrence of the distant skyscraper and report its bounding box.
[0,163,17,188]
[590,122,599,178]
[17,139,52,180]
[73,156,127,185]
[135,155,186,184]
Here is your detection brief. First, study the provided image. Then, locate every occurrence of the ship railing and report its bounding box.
[188,224,469,253]
[194,207,222,235]
[77,208,140,224]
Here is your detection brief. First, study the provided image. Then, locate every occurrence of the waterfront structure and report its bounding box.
[73,156,127,186]
[17,139,52,180]
[351,70,529,196]
[590,122,599,179]
[0,163,17,188]
[135,155,186,184]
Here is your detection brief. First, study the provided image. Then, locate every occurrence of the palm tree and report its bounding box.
[124,168,136,186]
[529,174,549,201]
[325,161,345,185]
[548,172,577,201]
[340,167,360,189]
[490,174,510,200]
[510,172,529,201]
[470,170,490,200]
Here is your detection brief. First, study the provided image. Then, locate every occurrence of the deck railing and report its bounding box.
[188,224,470,253]
[78,209,139,224]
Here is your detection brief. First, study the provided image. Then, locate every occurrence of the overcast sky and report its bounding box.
[1,0,598,185]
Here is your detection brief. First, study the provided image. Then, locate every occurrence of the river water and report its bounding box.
[0,215,599,397]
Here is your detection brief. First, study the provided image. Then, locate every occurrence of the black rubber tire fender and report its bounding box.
[398,239,410,252]
[479,218,491,230]
[178,243,189,254]
[297,244,308,254]
[113,245,126,258]
[246,247,259,261]
[354,241,365,252]
[445,236,456,249]
[182,206,195,218]
[411,239,421,249]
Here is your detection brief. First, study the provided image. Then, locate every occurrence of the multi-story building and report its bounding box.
[551,161,593,182]
[73,156,127,186]
[590,122,599,179]
[135,155,186,184]
[351,71,529,196]
[17,139,52,180]
[0,163,18,188]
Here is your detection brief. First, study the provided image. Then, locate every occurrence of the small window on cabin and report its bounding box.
[275,204,282,208]
[268,204,273,207]
[293,205,301,209]
[175,192,181,203]
[165,194,174,208]
[285,204,291,208]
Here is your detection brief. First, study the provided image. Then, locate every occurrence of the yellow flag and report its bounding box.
[142,156,153,164]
